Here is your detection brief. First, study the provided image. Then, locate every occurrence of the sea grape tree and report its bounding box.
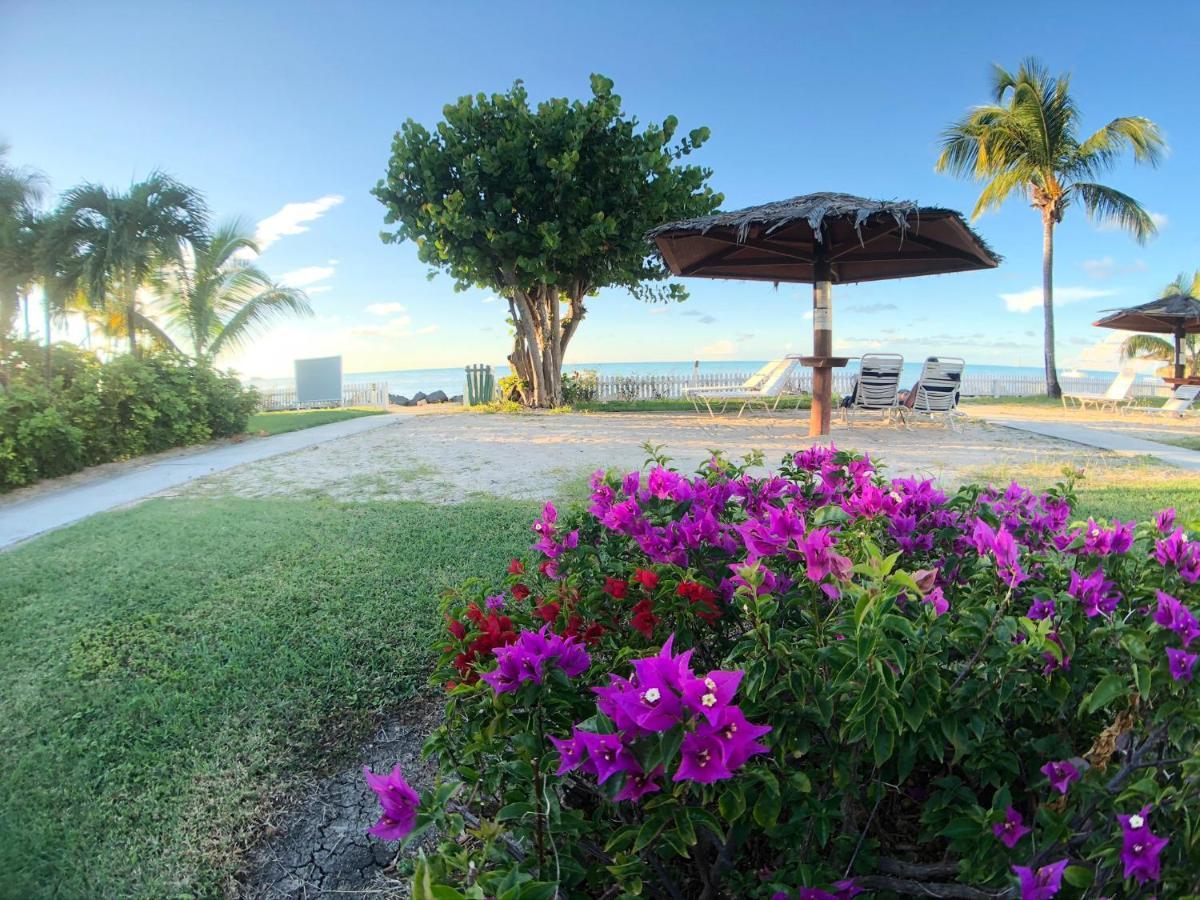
[373,74,721,407]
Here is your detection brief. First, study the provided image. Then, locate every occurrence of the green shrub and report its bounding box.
[0,340,258,489]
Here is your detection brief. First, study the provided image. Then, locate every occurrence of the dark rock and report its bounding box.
[411,391,427,403]
[449,395,463,404]
[387,393,410,406]
[426,390,448,403]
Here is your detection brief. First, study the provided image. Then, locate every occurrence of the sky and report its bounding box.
[3,0,1199,378]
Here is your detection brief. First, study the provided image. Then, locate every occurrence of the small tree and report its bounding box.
[373,75,721,406]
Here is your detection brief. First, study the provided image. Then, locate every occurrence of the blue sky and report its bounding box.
[4,0,1198,377]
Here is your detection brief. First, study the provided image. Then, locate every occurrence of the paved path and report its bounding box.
[0,413,403,550]
[982,416,1200,472]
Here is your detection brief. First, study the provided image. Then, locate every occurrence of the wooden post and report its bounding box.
[1176,328,1186,380]
[810,251,833,437]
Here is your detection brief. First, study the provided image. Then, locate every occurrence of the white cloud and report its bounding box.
[307,285,332,294]
[648,307,670,315]
[250,195,344,254]
[1081,256,1117,279]
[698,338,736,356]
[999,285,1116,313]
[482,295,499,304]
[1150,211,1169,230]
[280,265,335,288]
[365,302,407,316]
[348,317,439,339]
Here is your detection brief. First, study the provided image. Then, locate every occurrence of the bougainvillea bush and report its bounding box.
[365,447,1200,899]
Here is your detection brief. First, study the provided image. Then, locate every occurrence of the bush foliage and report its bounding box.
[370,446,1200,899]
[0,340,258,488]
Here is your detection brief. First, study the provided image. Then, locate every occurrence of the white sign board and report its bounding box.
[295,356,343,406]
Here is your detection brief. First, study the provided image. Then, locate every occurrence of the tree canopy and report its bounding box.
[373,74,722,406]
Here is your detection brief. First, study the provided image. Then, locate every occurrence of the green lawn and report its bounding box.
[247,406,387,435]
[0,497,535,899]
[1149,433,1200,452]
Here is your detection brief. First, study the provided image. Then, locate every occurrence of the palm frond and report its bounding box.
[1070,182,1157,243]
[1075,117,1166,177]
[207,285,313,359]
[1121,333,1173,362]
[1158,270,1200,299]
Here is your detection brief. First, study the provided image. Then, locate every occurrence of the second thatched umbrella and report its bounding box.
[1093,293,1200,382]
[648,192,1000,436]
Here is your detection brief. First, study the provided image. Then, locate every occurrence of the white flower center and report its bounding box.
[643,688,661,704]
[697,749,709,766]
[1129,814,1145,829]
[704,677,717,691]
[702,693,717,707]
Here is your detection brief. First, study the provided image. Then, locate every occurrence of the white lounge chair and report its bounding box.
[1062,367,1137,412]
[899,357,965,431]
[1143,384,1200,417]
[685,357,799,417]
[840,353,903,424]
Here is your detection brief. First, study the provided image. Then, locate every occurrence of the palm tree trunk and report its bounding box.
[126,268,138,356]
[44,296,52,379]
[1041,214,1061,398]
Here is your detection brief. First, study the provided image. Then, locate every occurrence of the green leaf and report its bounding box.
[1063,865,1094,889]
[1082,673,1126,716]
[753,787,782,828]
[718,785,746,823]
[496,802,532,822]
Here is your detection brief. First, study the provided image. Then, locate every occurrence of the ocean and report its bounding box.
[247,360,1125,398]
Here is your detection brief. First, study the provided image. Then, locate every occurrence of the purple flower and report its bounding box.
[673,730,732,783]
[923,586,949,616]
[703,705,771,769]
[993,805,1031,848]
[1026,598,1056,621]
[795,884,862,900]
[1081,518,1135,555]
[485,592,506,611]
[1068,567,1121,618]
[481,627,590,693]
[1155,528,1200,582]
[1119,806,1169,884]
[1166,646,1197,682]
[613,764,664,802]
[1040,759,1080,794]
[1155,508,1176,533]
[1011,858,1068,899]
[363,764,419,841]
[1153,590,1200,647]
[548,728,592,776]
[681,669,743,725]
[577,731,638,784]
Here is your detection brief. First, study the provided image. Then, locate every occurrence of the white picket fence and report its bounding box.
[256,381,390,411]
[589,371,1169,402]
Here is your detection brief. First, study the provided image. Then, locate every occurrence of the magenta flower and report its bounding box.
[481,626,590,693]
[613,764,664,802]
[485,592,506,611]
[703,705,771,768]
[577,731,638,784]
[1155,508,1176,533]
[794,883,862,900]
[1080,518,1134,555]
[548,728,593,776]
[923,586,949,616]
[1040,759,1080,794]
[1155,528,1200,582]
[612,666,683,733]
[363,764,419,841]
[1153,590,1200,647]
[1011,858,1068,899]
[1026,598,1056,621]
[1119,806,1169,884]
[1068,567,1121,618]
[673,730,733,783]
[1166,646,1197,682]
[681,669,743,725]
[993,805,1031,848]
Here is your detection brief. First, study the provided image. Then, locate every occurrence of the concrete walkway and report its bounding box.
[0,413,403,550]
[982,416,1200,472]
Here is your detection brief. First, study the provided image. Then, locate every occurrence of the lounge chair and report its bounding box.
[840,353,903,424]
[1062,367,1137,413]
[685,357,799,417]
[898,357,965,430]
[1142,384,1200,417]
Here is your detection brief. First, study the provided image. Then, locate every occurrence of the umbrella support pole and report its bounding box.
[809,266,833,438]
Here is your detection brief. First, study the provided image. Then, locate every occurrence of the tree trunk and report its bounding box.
[23,293,32,339]
[504,286,584,407]
[44,294,52,380]
[1041,214,1061,399]
[126,269,138,356]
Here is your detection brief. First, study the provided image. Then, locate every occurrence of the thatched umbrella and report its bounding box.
[1093,293,1200,381]
[648,192,1000,436]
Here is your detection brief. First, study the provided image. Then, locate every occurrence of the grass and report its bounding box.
[963,456,1200,522]
[0,497,536,899]
[573,396,813,413]
[247,406,387,436]
[1147,433,1200,452]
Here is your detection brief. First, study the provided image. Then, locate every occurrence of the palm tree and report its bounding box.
[0,145,47,344]
[1120,271,1200,376]
[49,172,208,355]
[936,58,1165,397]
[151,221,313,361]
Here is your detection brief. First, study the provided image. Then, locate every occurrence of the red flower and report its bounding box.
[534,602,561,624]
[465,602,485,626]
[507,558,525,575]
[604,577,629,599]
[678,580,721,623]
[512,583,531,601]
[630,599,660,638]
[633,569,660,591]
[446,617,467,641]
[582,622,606,645]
